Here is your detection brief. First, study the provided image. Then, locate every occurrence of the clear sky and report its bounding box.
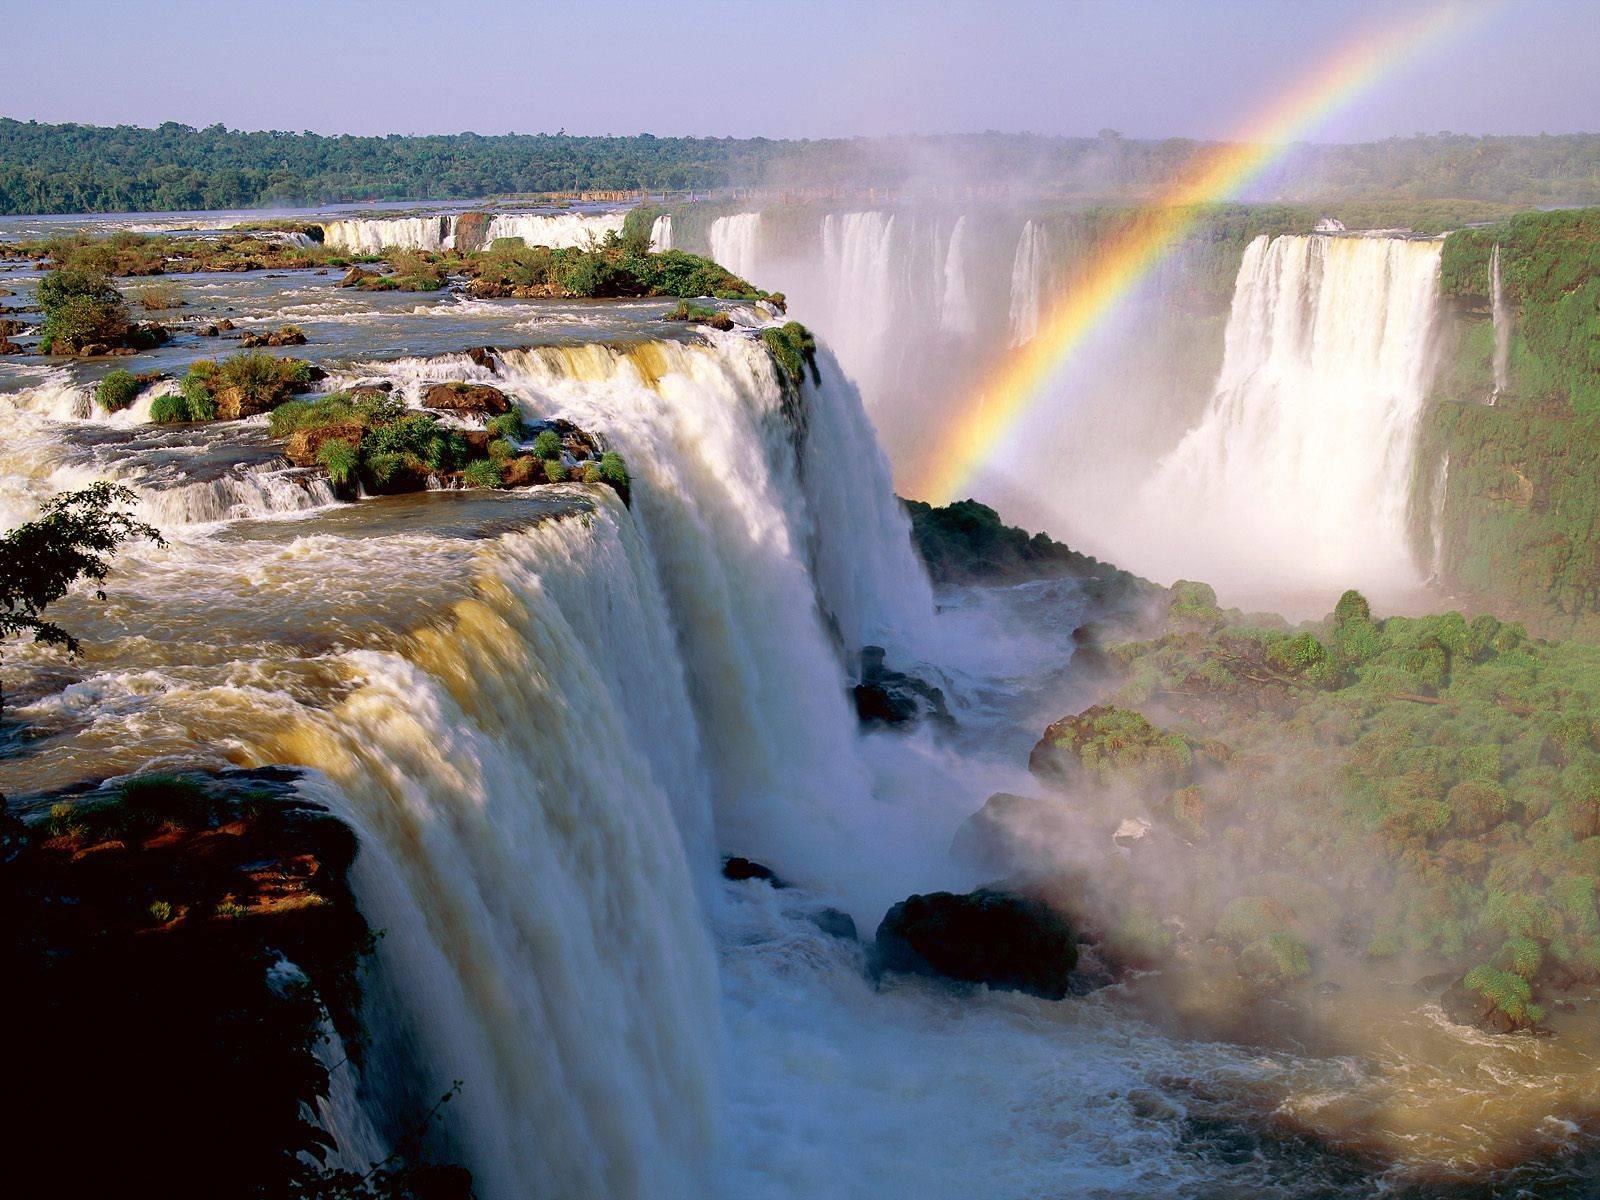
[0,0,1593,142]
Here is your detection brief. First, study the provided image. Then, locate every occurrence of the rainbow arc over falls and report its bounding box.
[912,1,1492,504]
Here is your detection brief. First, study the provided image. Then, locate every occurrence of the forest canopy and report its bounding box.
[0,119,1598,215]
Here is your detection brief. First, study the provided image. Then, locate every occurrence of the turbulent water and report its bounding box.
[4,210,1592,1199]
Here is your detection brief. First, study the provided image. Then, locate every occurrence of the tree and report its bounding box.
[0,483,162,686]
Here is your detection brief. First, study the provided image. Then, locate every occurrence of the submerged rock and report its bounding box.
[874,886,1077,999]
[808,906,858,941]
[722,855,786,886]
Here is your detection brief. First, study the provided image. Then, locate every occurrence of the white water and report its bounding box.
[321,215,456,253]
[1490,243,1510,404]
[482,211,626,248]
[1136,234,1444,596]
[939,214,976,334]
[1007,219,1049,347]
[707,213,763,284]
[650,214,673,251]
[319,211,626,253]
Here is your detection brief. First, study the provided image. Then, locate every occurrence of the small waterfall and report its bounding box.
[1007,220,1049,346]
[321,215,456,253]
[1141,233,1444,592]
[482,211,626,248]
[939,215,976,335]
[1426,450,1450,583]
[1489,243,1510,405]
[649,214,673,251]
[707,213,763,283]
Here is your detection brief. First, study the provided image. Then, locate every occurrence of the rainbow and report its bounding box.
[912,1,1488,503]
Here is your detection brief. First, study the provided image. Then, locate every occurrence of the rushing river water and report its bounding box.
[3,211,1598,1197]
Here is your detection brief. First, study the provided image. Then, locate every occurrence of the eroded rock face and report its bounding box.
[874,887,1077,999]
[423,381,512,416]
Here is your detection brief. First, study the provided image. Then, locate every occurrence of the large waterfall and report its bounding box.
[1490,242,1510,403]
[707,213,763,283]
[1137,233,1444,595]
[1007,220,1049,346]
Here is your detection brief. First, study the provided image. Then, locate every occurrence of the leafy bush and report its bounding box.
[462,459,503,488]
[149,393,192,423]
[37,267,129,353]
[532,430,562,460]
[485,412,526,442]
[95,369,142,412]
[316,441,360,486]
[759,322,819,388]
[543,459,567,483]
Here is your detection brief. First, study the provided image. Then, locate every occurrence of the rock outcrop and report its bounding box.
[874,886,1078,999]
[423,381,512,416]
[852,645,952,729]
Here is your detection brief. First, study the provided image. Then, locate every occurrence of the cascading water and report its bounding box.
[1137,233,1444,597]
[707,213,763,284]
[481,211,626,248]
[1490,242,1510,404]
[939,214,976,334]
[819,212,901,390]
[650,214,673,251]
[1007,220,1049,346]
[321,215,456,253]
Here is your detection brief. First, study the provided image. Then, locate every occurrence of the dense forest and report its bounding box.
[0,119,1598,215]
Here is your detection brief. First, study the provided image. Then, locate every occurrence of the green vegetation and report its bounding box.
[463,234,770,301]
[94,368,144,412]
[36,266,130,353]
[532,429,562,460]
[1425,207,1600,623]
[1,121,1596,215]
[462,459,504,488]
[1030,703,1210,789]
[0,483,161,689]
[4,227,344,278]
[904,498,1160,617]
[760,322,819,388]
[174,352,315,420]
[1092,585,1600,1025]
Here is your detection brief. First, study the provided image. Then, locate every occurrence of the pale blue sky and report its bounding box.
[0,0,1593,141]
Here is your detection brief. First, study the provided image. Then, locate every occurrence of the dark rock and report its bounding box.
[874,887,1077,999]
[466,346,498,373]
[216,318,235,331]
[338,266,377,288]
[198,324,220,337]
[1440,980,1519,1034]
[808,907,858,941]
[722,856,787,886]
[853,645,952,730]
[1412,969,1459,993]
[0,339,23,355]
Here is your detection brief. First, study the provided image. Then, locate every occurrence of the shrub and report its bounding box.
[316,441,360,486]
[759,322,819,387]
[543,459,567,483]
[532,430,562,460]
[149,393,192,423]
[95,369,142,412]
[1463,963,1544,1024]
[462,459,503,489]
[485,412,526,442]
[598,451,629,490]
[487,437,517,463]
[134,282,183,310]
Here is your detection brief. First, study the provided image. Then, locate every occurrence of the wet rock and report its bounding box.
[722,856,787,886]
[875,886,1078,999]
[423,381,512,416]
[466,346,498,373]
[338,266,377,288]
[198,324,220,337]
[0,318,26,337]
[808,907,858,941]
[216,318,235,331]
[1439,980,1521,1034]
[0,338,23,354]
[284,423,362,469]
[852,645,952,730]
[240,326,307,349]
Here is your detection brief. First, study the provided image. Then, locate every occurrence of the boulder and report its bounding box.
[722,856,786,886]
[338,266,377,288]
[875,887,1077,999]
[241,327,307,349]
[198,324,220,337]
[423,381,511,416]
[808,907,858,941]
[1439,980,1521,1035]
[466,346,498,373]
[852,645,952,730]
[0,339,23,354]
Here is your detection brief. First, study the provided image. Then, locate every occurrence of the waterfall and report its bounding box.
[1140,233,1444,593]
[261,502,723,1200]
[482,211,626,248]
[650,214,673,251]
[494,337,930,876]
[321,215,456,253]
[939,215,975,335]
[1490,243,1510,404]
[1427,450,1450,582]
[819,212,900,392]
[1007,220,1049,346]
[707,214,763,283]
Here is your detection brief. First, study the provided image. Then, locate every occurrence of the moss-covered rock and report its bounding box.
[1029,704,1211,790]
